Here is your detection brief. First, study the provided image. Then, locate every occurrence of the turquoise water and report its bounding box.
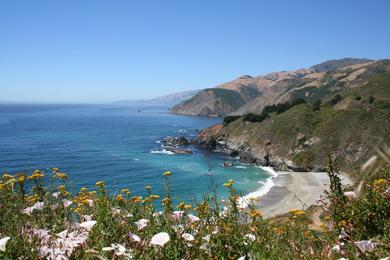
[0,104,270,203]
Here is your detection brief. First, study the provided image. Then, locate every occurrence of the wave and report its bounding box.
[150,149,174,155]
[238,166,278,209]
[234,165,247,169]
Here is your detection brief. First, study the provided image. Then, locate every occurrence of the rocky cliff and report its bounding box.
[194,69,390,172]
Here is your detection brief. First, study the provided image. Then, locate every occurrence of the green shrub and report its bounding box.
[223,115,241,125]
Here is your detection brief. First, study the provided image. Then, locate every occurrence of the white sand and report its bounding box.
[248,171,353,218]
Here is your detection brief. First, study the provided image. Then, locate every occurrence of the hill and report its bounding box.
[171,58,378,117]
[114,90,199,107]
[195,69,390,172]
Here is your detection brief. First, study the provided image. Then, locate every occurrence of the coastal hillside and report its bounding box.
[171,58,374,116]
[195,68,390,172]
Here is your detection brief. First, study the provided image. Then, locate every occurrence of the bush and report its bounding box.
[330,94,342,105]
[223,115,241,125]
[243,113,268,123]
[312,100,322,111]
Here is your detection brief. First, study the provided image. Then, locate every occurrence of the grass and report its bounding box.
[0,158,390,259]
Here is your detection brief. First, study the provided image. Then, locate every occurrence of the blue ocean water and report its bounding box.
[0,104,270,203]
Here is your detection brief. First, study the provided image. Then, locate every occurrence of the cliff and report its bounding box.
[195,70,390,172]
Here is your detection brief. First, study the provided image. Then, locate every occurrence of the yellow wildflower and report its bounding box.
[162,171,172,176]
[131,196,142,203]
[52,167,60,173]
[150,194,160,200]
[55,173,68,180]
[122,188,131,195]
[162,197,171,206]
[96,181,105,187]
[0,183,5,191]
[3,173,14,180]
[80,187,88,193]
[249,209,262,218]
[115,194,124,202]
[223,179,234,187]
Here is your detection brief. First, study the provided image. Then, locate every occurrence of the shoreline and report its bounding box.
[240,168,353,218]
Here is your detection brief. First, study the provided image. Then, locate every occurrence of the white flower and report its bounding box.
[22,201,44,215]
[111,208,121,215]
[188,214,200,223]
[62,199,73,208]
[52,192,59,198]
[355,240,376,253]
[134,219,149,231]
[344,191,356,199]
[79,220,97,231]
[182,233,194,241]
[0,237,10,252]
[129,232,141,242]
[238,256,246,260]
[202,234,210,242]
[244,234,256,241]
[153,211,163,217]
[102,244,132,257]
[55,229,68,239]
[150,232,170,247]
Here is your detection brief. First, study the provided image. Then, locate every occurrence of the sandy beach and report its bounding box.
[247,171,353,218]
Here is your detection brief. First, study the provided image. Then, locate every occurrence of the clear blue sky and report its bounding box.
[1,0,390,103]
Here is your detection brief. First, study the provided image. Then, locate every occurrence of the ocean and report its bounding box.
[0,104,271,204]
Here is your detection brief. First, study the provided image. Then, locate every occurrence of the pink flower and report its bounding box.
[171,211,184,221]
[129,232,141,242]
[62,199,73,208]
[188,214,200,223]
[22,202,44,215]
[355,240,376,253]
[79,220,97,231]
[134,219,149,231]
[150,232,170,247]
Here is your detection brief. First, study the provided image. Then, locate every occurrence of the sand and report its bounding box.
[250,171,353,218]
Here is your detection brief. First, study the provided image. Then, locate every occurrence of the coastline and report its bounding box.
[240,168,353,218]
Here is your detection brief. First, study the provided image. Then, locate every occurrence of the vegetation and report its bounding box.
[242,98,307,123]
[1,155,390,259]
[223,115,241,125]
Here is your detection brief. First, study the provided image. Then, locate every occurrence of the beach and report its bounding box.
[243,170,353,218]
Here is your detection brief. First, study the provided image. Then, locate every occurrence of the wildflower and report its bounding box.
[355,240,376,253]
[52,167,60,173]
[122,188,131,195]
[150,232,170,247]
[223,179,234,187]
[182,233,195,241]
[177,201,191,210]
[17,175,26,183]
[202,234,210,242]
[2,173,14,180]
[244,234,256,241]
[102,244,133,257]
[79,220,97,231]
[129,232,141,243]
[344,191,356,199]
[188,214,200,223]
[132,196,142,203]
[288,209,305,216]
[22,201,44,215]
[115,194,124,202]
[0,237,10,252]
[0,183,5,191]
[171,211,184,221]
[162,197,171,206]
[95,181,105,187]
[55,172,68,180]
[249,209,262,218]
[80,187,88,192]
[338,220,348,227]
[150,194,160,200]
[134,219,149,230]
[162,171,172,176]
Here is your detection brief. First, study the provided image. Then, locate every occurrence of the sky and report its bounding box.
[1,0,390,103]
